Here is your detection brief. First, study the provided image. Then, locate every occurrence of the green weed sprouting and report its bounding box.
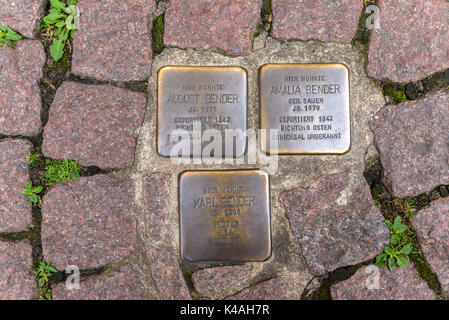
[0,24,22,48]
[41,0,79,62]
[376,216,413,271]
[42,159,82,187]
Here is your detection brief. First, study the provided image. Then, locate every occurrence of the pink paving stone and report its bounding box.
[0,40,45,136]
[0,139,32,232]
[412,198,449,296]
[370,89,449,198]
[331,264,437,300]
[227,277,288,300]
[144,173,170,242]
[72,0,155,82]
[0,241,38,300]
[280,172,389,276]
[164,0,263,56]
[41,175,137,271]
[147,245,191,300]
[42,82,146,170]
[367,0,449,83]
[272,0,363,43]
[52,265,146,300]
[192,264,253,297]
[0,0,46,39]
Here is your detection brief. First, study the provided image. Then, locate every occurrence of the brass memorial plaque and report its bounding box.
[260,64,350,154]
[179,170,271,263]
[158,66,247,157]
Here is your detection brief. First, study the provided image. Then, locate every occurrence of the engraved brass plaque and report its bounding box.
[179,170,271,263]
[158,66,247,157]
[260,64,350,154]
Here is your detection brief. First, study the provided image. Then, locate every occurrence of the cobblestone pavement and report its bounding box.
[0,0,448,300]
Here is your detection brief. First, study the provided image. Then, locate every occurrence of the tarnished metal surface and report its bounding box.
[179,170,271,263]
[158,66,247,157]
[260,63,350,154]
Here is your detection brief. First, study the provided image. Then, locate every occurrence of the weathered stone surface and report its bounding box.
[144,173,170,242]
[136,41,385,298]
[227,277,288,300]
[280,172,389,276]
[42,82,146,170]
[53,265,146,300]
[0,241,38,300]
[412,198,449,296]
[193,265,252,298]
[370,89,449,197]
[0,139,32,232]
[367,0,449,83]
[72,0,155,82]
[147,245,191,300]
[0,40,45,136]
[331,264,437,300]
[164,0,262,56]
[42,175,136,270]
[272,0,362,43]
[0,0,46,38]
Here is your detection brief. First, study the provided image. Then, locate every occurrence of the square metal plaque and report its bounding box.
[260,63,350,154]
[158,66,247,157]
[179,170,271,263]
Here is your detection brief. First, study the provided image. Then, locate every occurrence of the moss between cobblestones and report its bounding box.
[0,231,28,242]
[253,0,272,40]
[383,85,407,103]
[381,70,449,103]
[152,14,164,55]
[123,81,149,94]
[352,1,375,47]
[180,265,200,299]
[411,247,442,295]
[439,186,449,198]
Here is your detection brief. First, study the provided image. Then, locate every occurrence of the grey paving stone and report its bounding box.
[52,265,146,300]
[0,40,45,136]
[42,81,146,170]
[147,245,191,300]
[72,0,155,82]
[42,175,137,270]
[280,172,389,276]
[272,0,363,43]
[367,0,449,83]
[0,139,32,232]
[0,0,46,38]
[412,198,449,296]
[331,264,437,300]
[192,265,253,298]
[0,241,38,300]
[227,277,289,300]
[370,89,449,197]
[164,0,263,56]
[144,173,170,242]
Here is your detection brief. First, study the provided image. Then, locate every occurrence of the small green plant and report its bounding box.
[26,152,42,167]
[22,181,43,204]
[42,159,82,186]
[376,216,413,271]
[0,24,22,48]
[404,198,418,218]
[34,262,58,300]
[41,0,79,62]
[152,14,164,55]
